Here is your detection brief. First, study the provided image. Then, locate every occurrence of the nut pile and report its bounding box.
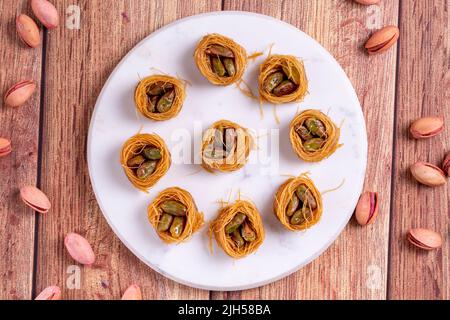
[127,146,162,180]
[206,44,237,78]
[263,67,298,97]
[285,184,317,226]
[146,82,175,114]
[225,213,256,248]
[203,127,237,160]
[295,117,327,152]
[157,200,187,238]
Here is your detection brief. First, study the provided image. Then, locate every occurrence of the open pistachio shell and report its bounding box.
[407,228,442,250]
[64,233,96,265]
[31,0,59,29]
[20,185,51,213]
[355,191,379,226]
[35,286,61,300]
[365,26,399,55]
[4,80,36,107]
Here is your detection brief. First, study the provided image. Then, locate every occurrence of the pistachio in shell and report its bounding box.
[31,0,59,29]
[121,284,143,300]
[4,80,36,107]
[410,161,446,187]
[0,138,12,157]
[407,228,442,250]
[20,185,51,213]
[64,232,96,265]
[16,14,40,48]
[355,191,379,226]
[410,116,444,139]
[35,286,61,300]
[365,25,399,55]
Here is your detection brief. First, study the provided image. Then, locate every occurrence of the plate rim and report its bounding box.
[87,10,368,291]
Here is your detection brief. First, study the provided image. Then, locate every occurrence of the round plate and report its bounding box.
[88,11,367,291]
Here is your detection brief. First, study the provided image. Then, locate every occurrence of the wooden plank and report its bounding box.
[215,0,399,299]
[0,1,42,299]
[35,0,220,300]
[388,0,449,300]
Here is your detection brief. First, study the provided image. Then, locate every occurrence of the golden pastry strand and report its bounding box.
[258,54,308,104]
[147,187,204,244]
[134,74,186,121]
[289,109,340,162]
[273,174,323,231]
[120,133,171,192]
[210,199,265,258]
[194,33,247,86]
[201,119,253,173]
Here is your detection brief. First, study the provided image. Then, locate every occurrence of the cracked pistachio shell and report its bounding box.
[31,0,59,29]
[365,25,399,55]
[4,80,36,107]
[64,233,96,265]
[20,185,51,213]
[121,284,142,300]
[16,14,40,48]
[35,286,61,300]
[410,161,446,187]
[410,116,444,139]
[407,228,442,250]
[355,191,379,226]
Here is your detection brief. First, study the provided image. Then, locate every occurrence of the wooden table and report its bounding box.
[0,0,448,300]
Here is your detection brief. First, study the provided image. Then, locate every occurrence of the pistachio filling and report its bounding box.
[295,117,328,152]
[224,213,256,248]
[156,200,187,238]
[127,145,162,180]
[205,45,236,78]
[263,68,298,97]
[145,82,175,113]
[203,127,237,161]
[286,184,317,225]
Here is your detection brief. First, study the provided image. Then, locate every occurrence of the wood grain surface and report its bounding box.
[0,0,448,300]
[0,0,42,300]
[389,0,449,300]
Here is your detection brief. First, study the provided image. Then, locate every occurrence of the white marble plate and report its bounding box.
[88,11,367,291]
